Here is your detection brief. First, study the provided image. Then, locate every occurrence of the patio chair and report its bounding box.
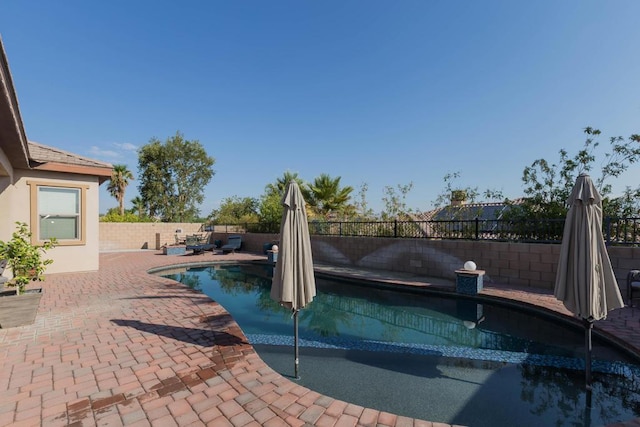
[221,235,242,254]
[627,270,640,306]
[185,234,214,255]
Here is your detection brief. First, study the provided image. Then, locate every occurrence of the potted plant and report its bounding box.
[0,222,57,295]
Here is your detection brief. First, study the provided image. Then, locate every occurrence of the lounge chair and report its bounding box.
[628,270,640,306]
[221,235,242,254]
[185,234,214,255]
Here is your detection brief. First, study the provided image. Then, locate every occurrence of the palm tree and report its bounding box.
[306,174,353,218]
[107,164,134,216]
[130,196,146,219]
[265,171,305,194]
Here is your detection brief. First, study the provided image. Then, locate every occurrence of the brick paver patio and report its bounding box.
[1,249,639,427]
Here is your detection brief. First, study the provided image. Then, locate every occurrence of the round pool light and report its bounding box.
[463,260,477,271]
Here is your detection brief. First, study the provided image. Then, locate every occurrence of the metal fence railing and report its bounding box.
[212,217,640,246]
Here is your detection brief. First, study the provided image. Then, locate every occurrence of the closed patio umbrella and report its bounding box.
[554,173,624,390]
[271,181,316,379]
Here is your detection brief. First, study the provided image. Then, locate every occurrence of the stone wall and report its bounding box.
[99,224,639,292]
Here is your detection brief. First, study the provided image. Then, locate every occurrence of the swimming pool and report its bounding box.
[160,262,640,427]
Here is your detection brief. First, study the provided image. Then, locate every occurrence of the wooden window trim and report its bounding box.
[27,180,88,246]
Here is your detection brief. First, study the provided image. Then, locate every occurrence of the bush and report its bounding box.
[0,222,57,294]
[100,212,154,222]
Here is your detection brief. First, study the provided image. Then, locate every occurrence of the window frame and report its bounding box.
[28,180,88,246]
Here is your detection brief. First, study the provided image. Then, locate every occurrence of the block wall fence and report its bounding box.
[99,223,640,291]
[99,222,205,251]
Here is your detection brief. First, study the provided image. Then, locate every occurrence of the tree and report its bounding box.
[264,171,305,196]
[381,182,414,220]
[100,209,149,223]
[130,196,146,219]
[605,186,640,218]
[259,172,307,225]
[513,127,640,220]
[137,132,215,222]
[107,164,134,216]
[353,182,375,219]
[305,174,354,219]
[431,172,503,220]
[209,196,259,225]
[258,191,284,227]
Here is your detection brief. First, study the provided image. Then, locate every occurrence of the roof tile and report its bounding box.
[28,141,113,169]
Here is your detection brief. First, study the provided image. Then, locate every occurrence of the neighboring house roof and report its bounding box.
[28,141,113,184]
[415,199,525,222]
[409,199,525,239]
[432,202,512,221]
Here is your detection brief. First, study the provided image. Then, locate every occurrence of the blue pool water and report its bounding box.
[160,263,640,427]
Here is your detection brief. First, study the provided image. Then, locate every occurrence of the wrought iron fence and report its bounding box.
[213,217,640,246]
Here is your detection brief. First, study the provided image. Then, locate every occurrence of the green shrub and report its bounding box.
[0,222,57,294]
[100,212,154,222]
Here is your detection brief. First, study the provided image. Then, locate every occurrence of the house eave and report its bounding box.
[0,36,30,172]
[30,161,113,184]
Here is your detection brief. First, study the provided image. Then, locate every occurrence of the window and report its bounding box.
[39,187,80,239]
[28,181,87,245]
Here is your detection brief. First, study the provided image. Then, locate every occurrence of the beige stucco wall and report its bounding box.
[99,222,208,251]
[209,232,638,293]
[0,148,13,178]
[3,169,102,274]
[0,175,16,241]
[97,225,639,293]
[300,236,638,293]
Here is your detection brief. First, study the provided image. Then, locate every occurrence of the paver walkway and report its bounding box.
[1,250,639,427]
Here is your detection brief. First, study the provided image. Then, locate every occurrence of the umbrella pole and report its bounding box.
[585,387,593,426]
[294,310,300,380]
[585,319,593,390]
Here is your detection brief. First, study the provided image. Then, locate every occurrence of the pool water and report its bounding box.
[161,263,640,427]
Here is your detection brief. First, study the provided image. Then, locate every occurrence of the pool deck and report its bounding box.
[1,249,640,427]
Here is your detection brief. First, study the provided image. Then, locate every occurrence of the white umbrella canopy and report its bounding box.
[554,173,624,391]
[271,181,316,310]
[554,173,624,319]
[270,181,316,378]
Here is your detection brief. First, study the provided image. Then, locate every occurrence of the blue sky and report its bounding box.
[2,1,639,215]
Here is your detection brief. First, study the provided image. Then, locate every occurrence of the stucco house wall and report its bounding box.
[11,169,103,273]
[0,36,112,277]
[1,157,108,275]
